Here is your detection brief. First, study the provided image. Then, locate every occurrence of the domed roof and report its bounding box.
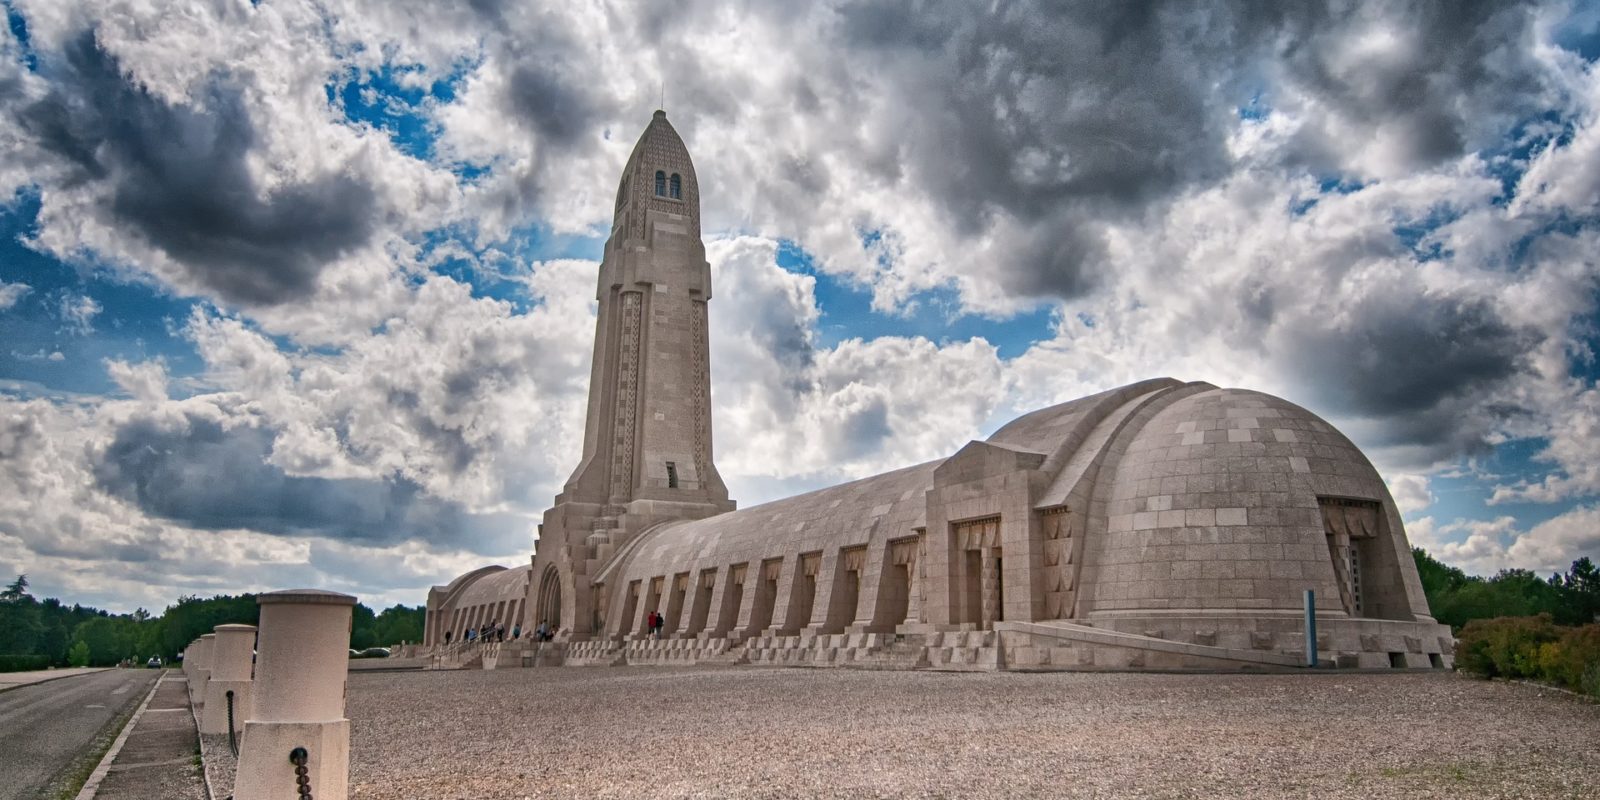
[453,563,531,610]
[611,460,936,588]
[1081,386,1429,621]
[588,378,1433,629]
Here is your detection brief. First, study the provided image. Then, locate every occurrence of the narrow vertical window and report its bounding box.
[666,461,679,489]
[670,173,682,199]
[655,171,666,196]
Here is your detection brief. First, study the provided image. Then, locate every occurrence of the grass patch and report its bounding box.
[1349,760,1559,793]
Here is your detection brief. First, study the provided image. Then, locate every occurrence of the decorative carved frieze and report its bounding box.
[610,291,643,500]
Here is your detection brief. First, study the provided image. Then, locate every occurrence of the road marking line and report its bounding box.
[73,671,162,800]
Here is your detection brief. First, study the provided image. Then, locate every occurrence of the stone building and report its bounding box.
[424,112,1454,671]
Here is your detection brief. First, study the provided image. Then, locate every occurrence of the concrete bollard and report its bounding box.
[190,633,216,703]
[235,590,355,800]
[200,624,256,736]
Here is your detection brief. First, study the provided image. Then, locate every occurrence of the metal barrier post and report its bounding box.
[1304,589,1318,668]
[200,623,256,736]
[190,633,216,704]
[234,590,355,800]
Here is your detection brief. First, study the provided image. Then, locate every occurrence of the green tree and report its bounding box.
[1,574,28,601]
[0,597,43,654]
[1553,557,1600,625]
[349,603,378,650]
[1412,547,1470,597]
[373,605,425,645]
[155,595,259,659]
[1413,550,1599,629]
[73,617,138,666]
[67,640,90,668]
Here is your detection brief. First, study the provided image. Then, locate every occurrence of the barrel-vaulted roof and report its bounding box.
[614,460,937,586]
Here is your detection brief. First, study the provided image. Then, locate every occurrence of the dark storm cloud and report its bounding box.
[822,0,1551,300]
[15,31,377,306]
[92,408,523,554]
[507,62,599,146]
[834,396,891,459]
[1277,290,1537,452]
[831,0,1254,297]
[1275,1,1549,169]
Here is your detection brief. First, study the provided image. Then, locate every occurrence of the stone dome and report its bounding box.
[1081,387,1432,624]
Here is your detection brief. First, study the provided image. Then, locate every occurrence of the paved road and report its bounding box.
[0,668,159,800]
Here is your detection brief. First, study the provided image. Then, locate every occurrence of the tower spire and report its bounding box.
[562,111,730,515]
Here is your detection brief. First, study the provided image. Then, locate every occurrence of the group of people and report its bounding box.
[437,618,561,646]
[645,610,669,638]
[468,621,510,643]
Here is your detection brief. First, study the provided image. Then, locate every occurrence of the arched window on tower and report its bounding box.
[670,173,682,199]
[655,171,666,196]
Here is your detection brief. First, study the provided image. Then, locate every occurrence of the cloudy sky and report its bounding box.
[1,0,1598,613]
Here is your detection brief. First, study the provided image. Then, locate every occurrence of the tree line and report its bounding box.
[1411,550,1599,629]
[0,575,425,669]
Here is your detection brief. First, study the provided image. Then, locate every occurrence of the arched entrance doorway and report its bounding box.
[536,565,563,635]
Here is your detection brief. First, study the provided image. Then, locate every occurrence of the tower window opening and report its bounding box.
[670,173,682,199]
[666,461,678,489]
[655,171,666,196]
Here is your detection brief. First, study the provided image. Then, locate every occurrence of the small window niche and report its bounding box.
[670,173,682,199]
[654,170,666,196]
[1318,497,1390,618]
[666,461,679,489]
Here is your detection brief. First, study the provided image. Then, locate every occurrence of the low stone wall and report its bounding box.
[422,616,1455,674]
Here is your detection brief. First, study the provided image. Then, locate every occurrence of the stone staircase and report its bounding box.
[444,629,1009,672]
[923,630,1004,671]
[428,641,486,670]
[742,632,936,669]
[565,640,628,666]
[623,637,737,665]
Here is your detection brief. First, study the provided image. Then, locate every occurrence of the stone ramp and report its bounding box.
[995,620,1308,671]
[87,672,205,800]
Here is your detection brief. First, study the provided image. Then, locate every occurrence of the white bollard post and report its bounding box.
[200,624,256,736]
[234,590,355,800]
[190,633,216,704]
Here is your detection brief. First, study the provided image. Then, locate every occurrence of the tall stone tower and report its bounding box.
[529,111,735,639]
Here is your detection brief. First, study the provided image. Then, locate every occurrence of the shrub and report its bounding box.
[0,654,51,672]
[67,640,91,668]
[1456,615,1600,699]
[1455,614,1559,679]
[1546,624,1600,694]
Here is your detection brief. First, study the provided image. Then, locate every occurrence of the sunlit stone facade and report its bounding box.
[425,113,1454,671]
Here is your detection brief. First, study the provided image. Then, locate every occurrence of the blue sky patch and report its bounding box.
[775,242,1056,359]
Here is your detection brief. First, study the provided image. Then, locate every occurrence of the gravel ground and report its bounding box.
[344,667,1597,800]
[199,731,236,797]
